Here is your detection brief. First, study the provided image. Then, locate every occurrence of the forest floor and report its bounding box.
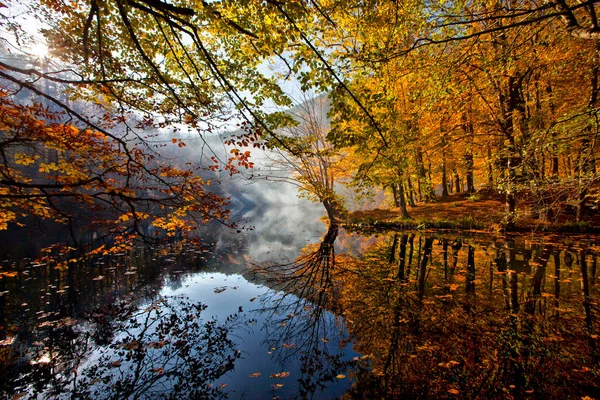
[345,191,600,233]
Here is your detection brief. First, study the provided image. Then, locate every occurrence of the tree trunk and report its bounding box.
[441,156,449,197]
[465,151,475,194]
[391,184,400,207]
[406,175,417,207]
[323,199,340,223]
[488,145,494,188]
[398,182,411,219]
[453,169,460,194]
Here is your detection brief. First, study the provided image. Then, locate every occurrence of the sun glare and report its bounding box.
[29,42,48,58]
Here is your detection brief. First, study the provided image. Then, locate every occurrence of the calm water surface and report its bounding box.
[1,200,599,398]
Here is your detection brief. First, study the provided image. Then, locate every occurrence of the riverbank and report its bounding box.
[344,192,600,234]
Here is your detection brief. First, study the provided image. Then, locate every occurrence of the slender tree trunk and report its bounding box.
[488,145,494,188]
[453,169,460,194]
[441,156,449,197]
[465,152,475,194]
[406,176,417,207]
[398,182,411,219]
[391,184,400,207]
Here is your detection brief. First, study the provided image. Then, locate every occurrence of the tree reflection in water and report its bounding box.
[9,295,243,399]
[250,224,354,398]
[260,226,600,399]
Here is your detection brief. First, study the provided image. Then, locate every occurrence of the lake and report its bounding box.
[1,196,599,399]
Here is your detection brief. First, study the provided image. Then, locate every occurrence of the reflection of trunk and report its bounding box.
[579,251,594,335]
[494,246,509,309]
[592,256,597,286]
[553,250,561,317]
[388,234,398,264]
[525,245,552,315]
[407,234,415,279]
[442,240,449,281]
[417,237,434,302]
[450,240,462,278]
[506,240,519,313]
[397,235,409,281]
[466,245,475,294]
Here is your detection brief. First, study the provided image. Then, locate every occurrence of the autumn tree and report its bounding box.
[0,0,322,246]
[263,94,348,222]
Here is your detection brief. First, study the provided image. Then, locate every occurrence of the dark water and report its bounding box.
[1,207,600,398]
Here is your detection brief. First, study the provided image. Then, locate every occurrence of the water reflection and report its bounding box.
[262,227,600,399]
[2,220,600,398]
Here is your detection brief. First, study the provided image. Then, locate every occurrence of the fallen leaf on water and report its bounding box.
[270,371,290,379]
[219,383,227,389]
[335,374,346,379]
[271,384,284,389]
[249,372,261,378]
[282,343,296,349]
[214,287,227,294]
[448,389,459,395]
[249,297,257,302]
[321,338,329,343]
[227,254,242,265]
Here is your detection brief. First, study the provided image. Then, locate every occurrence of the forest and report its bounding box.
[1,1,600,399]
[1,1,600,239]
